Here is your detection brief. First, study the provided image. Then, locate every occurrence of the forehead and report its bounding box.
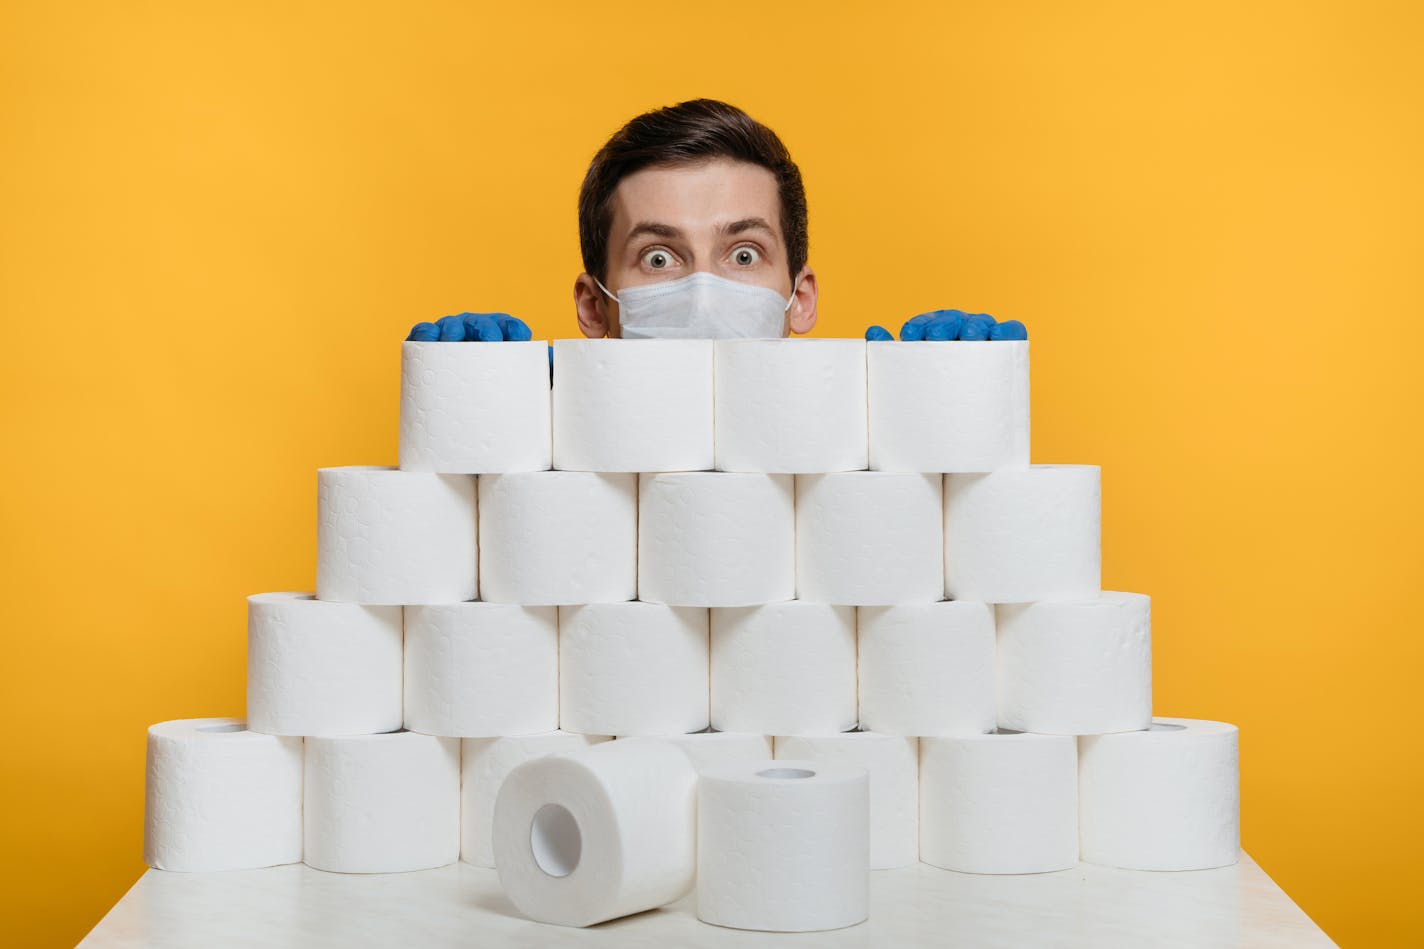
[608,158,782,242]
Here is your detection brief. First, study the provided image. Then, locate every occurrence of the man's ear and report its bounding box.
[574,274,612,338]
[786,265,818,335]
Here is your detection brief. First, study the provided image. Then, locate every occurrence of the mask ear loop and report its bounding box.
[593,276,620,305]
[783,274,802,314]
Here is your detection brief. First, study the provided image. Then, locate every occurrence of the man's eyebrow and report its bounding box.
[625,221,683,242]
[719,216,777,239]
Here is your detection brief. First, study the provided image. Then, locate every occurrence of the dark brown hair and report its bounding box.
[578,98,808,284]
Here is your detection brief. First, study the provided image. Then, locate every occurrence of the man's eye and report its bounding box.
[732,246,761,266]
[642,249,674,269]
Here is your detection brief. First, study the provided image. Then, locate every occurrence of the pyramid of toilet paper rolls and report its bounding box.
[144,337,1241,931]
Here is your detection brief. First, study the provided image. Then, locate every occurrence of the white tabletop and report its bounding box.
[79,851,1334,948]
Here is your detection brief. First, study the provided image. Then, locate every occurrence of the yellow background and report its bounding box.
[2,1,1420,945]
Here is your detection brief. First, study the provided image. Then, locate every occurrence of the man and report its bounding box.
[406,98,1025,343]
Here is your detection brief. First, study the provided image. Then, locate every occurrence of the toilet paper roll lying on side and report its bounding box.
[944,465,1101,603]
[317,466,477,604]
[461,731,611,868]
[639,472,795,606]
[1079,718,1240,871]
[399,340,551,473]
[493,738,699,927]
[711,602,857,735]
[617,730,772,774]
[997,592,1152,735]
[478,471,637,604]
[714,339,868,472]
[775,732,919,869]
[857,601,997,736]
[552,339,713,472]
[697,759,869,932]
[304,731,460,873]
[247,593,403,737]
[867,339,1030,472]
[144,718,302,871]
[796,472,944,604]
[405,603,558,737]
[559,602,709,736]
[919,731,1078,874]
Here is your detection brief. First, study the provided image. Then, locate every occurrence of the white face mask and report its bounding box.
[594,270,799,339]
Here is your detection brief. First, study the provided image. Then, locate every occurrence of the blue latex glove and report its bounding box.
[865,310,1028,341]
[405,312,532,342]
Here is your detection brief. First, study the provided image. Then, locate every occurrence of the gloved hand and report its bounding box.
[406,312,533,342]
[865,309,1027,341]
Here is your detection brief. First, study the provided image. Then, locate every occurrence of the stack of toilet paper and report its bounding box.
[143,337,1241,933]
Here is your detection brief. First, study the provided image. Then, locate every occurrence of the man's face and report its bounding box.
[574,156,816,338]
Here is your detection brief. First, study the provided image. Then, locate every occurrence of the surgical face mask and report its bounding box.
[593,270,799,339]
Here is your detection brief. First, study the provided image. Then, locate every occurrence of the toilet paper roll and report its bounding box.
[493,738,699,927]
[775,732,919,869]
[796,472,944,604]
[317,466,477,604]
[697,759,869,932]
[997,592,1152,735]
[405,602,558,737]
[919,731,1078,874]
[857,601,997,736]
[304,731,460,873]
[478,471,637,604]
[558,602,709,735]
[714,339,868,472]
[617,730,772,774]
[711,602,857,735]
[460,731,611,868]
[552,339,714,472]
[867,339,1030,472]
[944,465,1101,602]
[246,593,403,737]
[144,718,302,871]
[639,473,795,606]
[1079,718,1240,871]
[399,340,551,473]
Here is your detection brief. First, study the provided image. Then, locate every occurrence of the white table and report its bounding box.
[80,851,1334,948]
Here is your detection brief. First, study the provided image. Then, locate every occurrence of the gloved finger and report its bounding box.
[463,313,503,342]
[865,325,894,341]
[958,315,995,341]
[989,319,1028,340]
[899,312,937,341]
[436,315,467,341]
[971,312,998,326]
[925,310,964,341]
[406,321,440,342]
[501,315,533,342]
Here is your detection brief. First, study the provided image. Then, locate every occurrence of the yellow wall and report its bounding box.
[2,1,1419,945]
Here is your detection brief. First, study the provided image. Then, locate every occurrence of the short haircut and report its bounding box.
[577,98,809,285]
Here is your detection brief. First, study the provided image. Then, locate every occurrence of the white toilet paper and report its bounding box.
[144,718,302,872]
[552,338,714,472]
[639,472,795,606]
[710,602,857,735]
[1079,718,1240,871]
[404,602,558,737]
[616,730,772,774]
[246,593,403,737]
[997,592,1152,735]
[493,738,699,927]
[714,339,868,473]
[796,472,944,604]
[478,471,637,604]
[919,731,1078,874]
[944,465,1101,603]
[558,602,709,736]
[399,340,551,473]
[316,466,477,605]
[460,731,611,868]
[867,339,1030,472]
[304,731,460,873]
[857,601,997,736]
[697,759,869,932]
[775,732,919,869]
